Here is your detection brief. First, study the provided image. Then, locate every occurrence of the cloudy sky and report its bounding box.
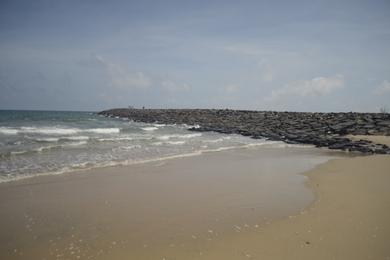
[0,0,389,112]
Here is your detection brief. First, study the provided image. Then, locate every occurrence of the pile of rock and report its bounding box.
[99,108,390,154]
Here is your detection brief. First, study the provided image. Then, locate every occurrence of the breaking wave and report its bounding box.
[0,126,120,135]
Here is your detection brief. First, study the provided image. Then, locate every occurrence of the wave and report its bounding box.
[62,136,90,141]
[0,128,18,135]
[0,139,315,183]
[33,136,89,142]
[9,150,31,155]
[64,141,88,147]
[98,137,134,142]
[179,133,202,138]
[142,127,158,131]
[10,145,60,155]
[0,151,206,183]
[202,136,232,143]
[85,128,120,134]
[0,126,120,135]
[152,141,186,146]
[97,135,154,142]
[156,133,202,141]
[167,141,186,145]
[7,141,88,156]
[122,145,142,150]
[34,137,60,142]
[180,124,200,129]
[21,127,78,135]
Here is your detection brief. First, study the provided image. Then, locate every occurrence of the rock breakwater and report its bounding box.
[99,109,390,154]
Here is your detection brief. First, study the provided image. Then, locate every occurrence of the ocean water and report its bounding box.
[0,110,287,183]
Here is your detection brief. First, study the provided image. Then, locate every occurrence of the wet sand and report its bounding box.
[0,146,340,260]
[198,154,390,260]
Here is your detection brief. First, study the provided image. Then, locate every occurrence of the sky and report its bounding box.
[0,0,389,112]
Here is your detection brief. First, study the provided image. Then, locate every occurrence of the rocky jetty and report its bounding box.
[99,108,390,154]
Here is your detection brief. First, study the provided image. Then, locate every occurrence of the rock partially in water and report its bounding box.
[98,109,390,154]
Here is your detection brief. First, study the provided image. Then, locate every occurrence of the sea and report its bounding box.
[0,110,293,183]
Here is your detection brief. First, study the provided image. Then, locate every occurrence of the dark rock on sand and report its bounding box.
[98,108,390,154]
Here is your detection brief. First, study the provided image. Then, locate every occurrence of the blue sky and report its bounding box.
[0,0,389,112]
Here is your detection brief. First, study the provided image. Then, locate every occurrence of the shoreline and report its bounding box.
[197,154,390,260]
[0,140,389,259]
[0,146,343,259]
[0,140,317,184]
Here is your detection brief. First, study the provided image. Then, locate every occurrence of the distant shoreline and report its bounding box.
[99,108,390,154]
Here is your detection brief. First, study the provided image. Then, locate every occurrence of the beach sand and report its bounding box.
[0,145,389,259]
[347,134,390,147]
[198,154,390,260]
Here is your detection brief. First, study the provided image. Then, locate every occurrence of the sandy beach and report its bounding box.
[0,144,389,259]
[199,154,390,260]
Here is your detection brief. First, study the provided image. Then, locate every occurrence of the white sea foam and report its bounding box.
[62,136,90,141]
[156,135,170,141]
[71,162,93,169]
[9,141,88,156]
[64,141,88,147]
[0,138,315,184]
[34,145,57,152]
[179,133,202,138]
[122,145,141,150]
[0,127,20,135]
[98,137,134,142]
[21,127,79,135]
[152,141,186,146]
[0,126,121,135]
[202,136,232,143]
[10,150,30,155]
[35,137,60,142]
[180,124,200,129]
[1,112,318,185]
[84,128,120,134]
[13,145,61,154]
[166,141,186,145]
[142,127,158,131]
[111,145,142,153]
[98,135,154,142]
[156,133,202,140]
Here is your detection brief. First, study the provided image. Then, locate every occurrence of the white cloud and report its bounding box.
[257,60,274,82]
[223,44,299,58]
[86,55,193,94]
[266,74,345,101]
[224,84,240,94]
[161,80,191,92]
[109,68,152,89]
[261,67,274,82]
[93,55,152,89]
[224,48,276,82]
[374,80,390,94]
[224,45,264,57]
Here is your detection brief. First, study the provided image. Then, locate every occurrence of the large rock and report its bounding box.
[98,108,390,154]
